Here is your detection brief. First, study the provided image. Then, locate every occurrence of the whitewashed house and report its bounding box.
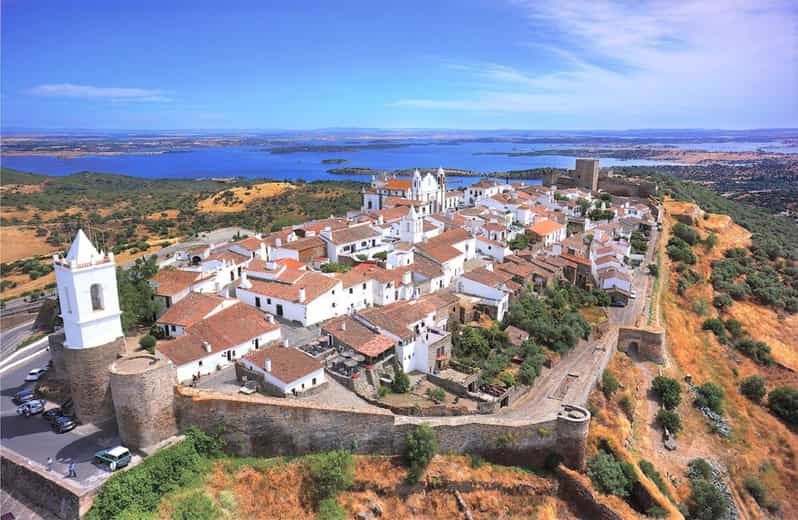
[239,346,326,397]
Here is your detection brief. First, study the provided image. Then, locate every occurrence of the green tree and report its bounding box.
[392,370,411,393]
[316,498,346,520]
[712,294,733,312]
[656,409,682,435]
[117,255,160,332]
[651,376,682,410]
[587,451,637,498]
[405,424,438,484]
[767,386,798,425]
[138,335,156,352]
[170,490,220,520]
[602,370,619,398]
[309,450,354,502]
[695,382,725,414]
[739,375,766,403]
[687,478,727,520]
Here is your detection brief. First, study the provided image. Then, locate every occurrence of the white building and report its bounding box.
[240,346,326,396]
[456,265,514,321]
[53,230,124,349]
[320,224,387,262]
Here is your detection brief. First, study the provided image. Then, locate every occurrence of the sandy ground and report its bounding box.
[0,226,58,263]
[197,182,294,213]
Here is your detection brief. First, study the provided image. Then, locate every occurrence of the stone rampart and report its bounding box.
[618,326,665,364]
[557,465,624,520]
[109,354,179,453]
[174,387,590,470]
[48,332,68,383]
[1,448,97,520]
[60,335,126,424]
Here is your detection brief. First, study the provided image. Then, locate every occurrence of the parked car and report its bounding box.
[12,388,34,405]
[94,446,131,471]
[52,416,77,433]
[24,368,47,382]
[16,399,45,416]
[42,407,63,423]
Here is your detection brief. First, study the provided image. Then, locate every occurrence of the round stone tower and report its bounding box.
[556,404,591,470]
[53,229,126,425]
[109,354,178,453]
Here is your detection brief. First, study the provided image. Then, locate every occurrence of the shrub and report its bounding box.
[736,339,772,365]
[638,460,672,500]
[688,458,714,481]
[405,424,438,484]
[392,371,411,393]
[320,262,350,273]
[619,395,634,420]
[739,375,766,403]
[426,387,446,402]
[672,223,700,246]
[651,376,681,410]
[316,498,346,520]
[309,450,354,503]
[138,335,157,351]
[656,409,682,435]
[723,318,744,339]
[602,370,619,398]
[170,490,220,520]
[648,263,659,277]
[688,478,728,520]
[695,382,725,414]
[701,318,725,337]
[693,299,709,316]
[743,476,768,507]
[497,371,516,388]
[712,294,733,312]
[587,451,637,498]
[377,385,390,398]
[767,386,798,425]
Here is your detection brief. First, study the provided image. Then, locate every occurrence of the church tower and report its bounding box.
[54,229,124,349]
[436,167,446,212]
[51,229,126,424]
[411,169,422,200]
[399,206,424,244]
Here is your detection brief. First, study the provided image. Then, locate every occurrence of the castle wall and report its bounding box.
[617,327,665,364]
[60,335,126,425]
[174,387,590,470]
[109,354,179,453]
[48,332,68,383]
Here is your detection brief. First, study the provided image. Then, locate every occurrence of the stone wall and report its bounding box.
[174,387,591,470]
[60,335,126,425]
[48,332,68,383]
[109,354,178,453]
[617,327,665,364]
[557,465,624,520]
[1,448,96,520]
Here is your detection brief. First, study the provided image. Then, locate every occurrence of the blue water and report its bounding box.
[0,141,678,187]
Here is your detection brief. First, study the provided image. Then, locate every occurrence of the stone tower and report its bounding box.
[574,159,599,192]
[399,205,424,244]
[52,230,126,424]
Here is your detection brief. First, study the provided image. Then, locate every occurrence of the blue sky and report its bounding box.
[2,0,797,130]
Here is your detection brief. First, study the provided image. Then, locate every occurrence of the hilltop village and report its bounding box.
[4,159,668,518]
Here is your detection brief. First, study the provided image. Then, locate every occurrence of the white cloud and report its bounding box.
[396,0,798,127]
[27,83,172,102]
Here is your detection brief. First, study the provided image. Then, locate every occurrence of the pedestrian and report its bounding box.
[68,462,76,478]
[47,457,53,471]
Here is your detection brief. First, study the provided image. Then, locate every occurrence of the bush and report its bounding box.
[309,450,354,502]
[724,318,744,339]
[651,376,681,410]
[638,460,672,500]
[392,371,411,393]
[688,458,714,481]
[673,223,700,245]
[695,382,725,414]
[743,476,768,508]
[767,386,798,425]
[497,371,516,388]
[426,387,446,402]
[648,263,660,277]
[316,498,346,520]
[701,318,725,337]
[405,424,437,484]
[656,409,682,435]
[712,294,733,312]
[377,385,390,398]
[602,370,619,398]
[739,375,767,403]
[693,299,709,316]
[139,334,157,352]
[587,451,637,498]
[170,490,220,520]
[688,478,728,520]
[736,339,772,365]
[619,395,634,420]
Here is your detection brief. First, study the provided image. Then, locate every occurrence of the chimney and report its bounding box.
[275,238,282,247]
[264,358,271,372]
[240,271,252,289]
[265,314,275,324]
[340,320,346,331]
[202,341,212,353]
[485,263,494,272]
[266,261,277,270]
[298,287,306,303]
[402,270,412,286]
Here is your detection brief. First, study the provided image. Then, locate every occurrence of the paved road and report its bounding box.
[0,320,37,358]
[0,349,121,489]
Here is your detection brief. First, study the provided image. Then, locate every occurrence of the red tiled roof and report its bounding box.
[527,219,564,236]
[416,243,462,263]
[280,236,325,252]
[151,269,208,297]
[243,345,322,384]
[242,271,339,303]
[157,292,227,327]
[233,236,265,251]
[324,316,396,358]
[157,304,280,366]
[462,267,513,288]
[382,178,412,191]
[326,225,380,245]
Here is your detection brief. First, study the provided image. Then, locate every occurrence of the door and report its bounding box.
[255,296,261,308]
[276,304,284,317]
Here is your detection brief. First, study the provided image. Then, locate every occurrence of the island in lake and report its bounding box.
[321,158,349,165]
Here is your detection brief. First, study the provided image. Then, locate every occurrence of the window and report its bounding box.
[171,325,176,332]
[349,288,353,294]
[332,302,336,308]
[255,296,261,308]
[90,283,104,311]
[267,298,272,305]
[362,283,366,289]
[312,377,317,385]
[198,360,203,367]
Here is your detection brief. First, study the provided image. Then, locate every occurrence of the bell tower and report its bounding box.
[399,206,424,244]
[54,229,124,349]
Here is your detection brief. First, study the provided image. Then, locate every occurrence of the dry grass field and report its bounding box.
[197,182,294,213]
[0,226,58,263]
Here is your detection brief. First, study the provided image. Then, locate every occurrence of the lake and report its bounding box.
[1,141,677,187]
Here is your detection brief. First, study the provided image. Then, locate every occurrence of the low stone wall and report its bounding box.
[427,371,479,398]
[557,465,624,520]
[174,387,591,470]
[1,448,97,520]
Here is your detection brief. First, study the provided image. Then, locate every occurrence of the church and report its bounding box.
[362,167,454,215]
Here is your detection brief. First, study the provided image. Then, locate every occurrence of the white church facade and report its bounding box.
[362,168,450,215]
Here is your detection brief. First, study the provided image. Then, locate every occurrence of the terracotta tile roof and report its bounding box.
[394,241,413,251]
[462,267,513,288]
[353,263,406,285]
[560,252,592,267]
[206,250,250,264]
[504,325,529,347]
[599,268,632,282]
[416,243,462,263]
[527,219,564,236]
[324,317,395,357]
[242,271,339,303]
[430,227,472,246]
[243,345,322,384]
[594,254,620,266]
[384,196,424,207]
[382,178,412,191]
[157,304,280,366]
[275,258,305,270]
[423,222,438,232]
[372,206,409,221]
[496,261,534,278]
[336,269,372,288]
[233,236,265,251]
[281,236,325,251]
[482,222,507,232]
[411,256,443,279]
[359,300,433,339]
[300,218,349,234]
[151,269,208,297]
[326,225,380,245]
[157,292,227,327]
